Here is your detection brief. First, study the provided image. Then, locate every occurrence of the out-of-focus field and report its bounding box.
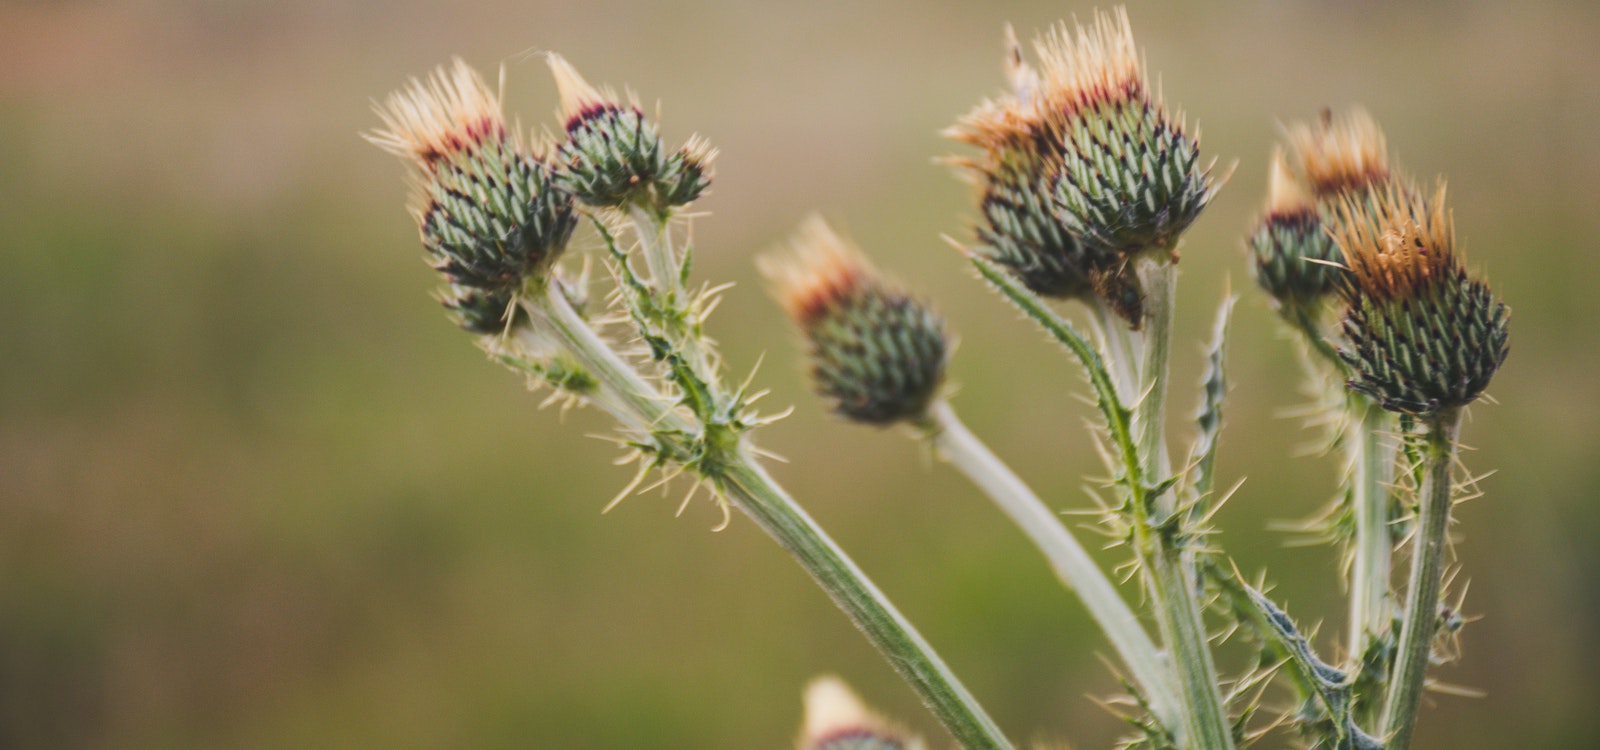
[3,1,1597,747]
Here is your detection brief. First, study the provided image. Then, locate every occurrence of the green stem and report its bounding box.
[628,204,680,299]
[531,284,1013,750]
[1130,257,1234,750]
[528,285,689,435]
[1347,399,1396,674]
[627,206,715,378]
[718,455,1015,750]
[922,400,1180,727]
[1133,258,1175,483]
[1381,407,1462,750]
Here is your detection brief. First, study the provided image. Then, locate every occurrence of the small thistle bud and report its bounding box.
[1248,147,1344,310]
[369,59,577,293]
[548,54,715,211]
[1037,8,1217,260]
[764,219,949,426]
[797,677,926,750]
[439,284,527,335]
[1330,182,1509,415]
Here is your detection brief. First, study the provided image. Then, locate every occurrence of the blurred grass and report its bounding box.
[2,0,1597,747]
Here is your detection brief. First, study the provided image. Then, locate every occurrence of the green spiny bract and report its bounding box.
[1329,182,1509,415]
[549,54,713,212]
[807,288,947,425]
[440,284,527,334]
[977,153,1096,298]
[766,219,949,426]
[368,58,578,294]
[1340,269,1508,415]
[1037,9,1216,263]
[419,144,576,292]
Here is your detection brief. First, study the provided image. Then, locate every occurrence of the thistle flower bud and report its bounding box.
[797,677,926,750]
[946,47,1097,300]
[764,219,949,426]
[1037,8,1217,260]
[1330,182,1509,415]
[369,59,578,293]
[548,54,716,211]
[1248,147,1343,310]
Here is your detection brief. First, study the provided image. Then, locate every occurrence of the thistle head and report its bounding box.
[548,54,715,212]
[1248,147,1344,311]
[764,219,949,426]
[796,677,926,750]
[369,59,577,294]
[1036,7,1218,261]
[1330,181,1509,415]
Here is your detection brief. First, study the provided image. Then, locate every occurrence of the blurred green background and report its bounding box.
[3,0,1596,747]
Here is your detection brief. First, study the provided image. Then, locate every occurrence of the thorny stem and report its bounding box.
[718,456,1015,750]
[1127,257,1233,750]
[527,283,690,436]
[920,400,1180,728]
[1381,406,1463,750]
[628,205,716,379]
[532,268,1015,750]
[1347,399,1396,678]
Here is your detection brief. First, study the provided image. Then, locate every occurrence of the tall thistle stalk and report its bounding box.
[368,8,1508,749]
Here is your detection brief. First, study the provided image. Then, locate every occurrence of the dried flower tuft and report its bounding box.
[797,677,926,750]
[1286,108,1390,200]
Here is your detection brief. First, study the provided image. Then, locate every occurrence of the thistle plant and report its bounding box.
[368,7,1507,748]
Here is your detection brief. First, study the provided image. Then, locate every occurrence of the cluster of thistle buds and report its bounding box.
[944,8,1219,327]
[1248,108,1510,416]
[368,7,1513,750]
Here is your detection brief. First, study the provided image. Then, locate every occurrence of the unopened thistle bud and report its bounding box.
[548,54,715,212]
[796,677,926,750]
[369,59,578,294]
[1248,147,1343,311]
[1330,182,1509,415]
[1037,8,1217,261]
[764,219,949,426]
[946,32,1097,301]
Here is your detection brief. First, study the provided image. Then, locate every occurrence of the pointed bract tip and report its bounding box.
[368,57,507,170]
